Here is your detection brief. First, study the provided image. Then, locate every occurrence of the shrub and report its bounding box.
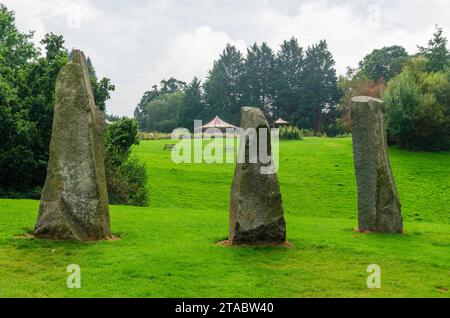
[384,62,450,151]
[106,156,148,207]
[324,122,348,137]
[105,118,149,206]
[279,126,303,140]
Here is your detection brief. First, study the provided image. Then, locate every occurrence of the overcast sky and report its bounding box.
[3,0,450,116]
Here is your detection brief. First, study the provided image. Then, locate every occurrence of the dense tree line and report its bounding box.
[338,25,450,151]
[0,4,115,195]
[135,37,340,134]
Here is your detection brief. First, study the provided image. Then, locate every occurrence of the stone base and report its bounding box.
[231,217,286,245]
[218,239,293,248]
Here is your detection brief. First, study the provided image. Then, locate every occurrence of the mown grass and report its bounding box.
[0,138,449,298]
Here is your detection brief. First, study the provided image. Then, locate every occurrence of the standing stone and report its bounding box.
[351,96,403,233]
[34,50,111,241]
[229,107,286,245]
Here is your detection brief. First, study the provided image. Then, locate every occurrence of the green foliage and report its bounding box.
[204,44,245,125]
[105,118,140,166]
[274,37,304,121]
[301,40,340,131]
[85,55,115,112]
[359,45,409,81]
[279,126,303,140]
[137,38,340,134]
[384,61,450,151]
[134,77,186,131]
[0,4,114,195]
[176,77,206,131]
[118,156,149,206]
[105,118,149,206]
[0,5,56,192]
[144,92,184,133]
[241,42,276,118]
[337,68,387,133]
[418,25,450,73]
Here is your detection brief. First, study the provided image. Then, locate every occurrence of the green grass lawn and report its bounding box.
[0,137,449,298]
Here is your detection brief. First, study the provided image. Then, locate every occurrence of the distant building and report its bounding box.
[200,116,238,132]
[274,118,290,127]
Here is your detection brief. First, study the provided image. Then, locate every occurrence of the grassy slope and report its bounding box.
[0,138,449,298]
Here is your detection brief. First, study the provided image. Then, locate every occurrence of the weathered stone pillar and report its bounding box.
[351,96,403,233]
[229,107,286,245]
[34,50,111,241]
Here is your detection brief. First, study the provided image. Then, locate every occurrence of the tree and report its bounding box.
[204,44,245,124]
[242,42,276,118]
[177,77,206,130]
[160,77,186,94]
[144,92,184,132]
[0,3,114,195]
[418,25,450,73]
[134,78,186,131]
[359,45,409,81]
[274,37,305,121]
[384,59,450,151]
[302,40,340,132]
[84,55,115,112]
[23,33,69,185]
[0,5,41,193]
[337,68,386,132]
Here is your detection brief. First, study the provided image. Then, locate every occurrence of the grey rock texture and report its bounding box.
[34,50,111,241]
[351,96,403,233]
[229,107,286,245]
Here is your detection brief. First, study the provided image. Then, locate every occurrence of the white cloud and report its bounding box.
[257,2,445,73]
[156,26,247,82]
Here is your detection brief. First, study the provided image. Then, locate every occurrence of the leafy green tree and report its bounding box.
[384,60,450,151]
[301,40,340,131]
[144,92,184,132]
[337,68,386,133]
[177,77,206,130]
[204,44,245,124]
[0,5,40,192]
[0,4,114,195]
[274,37,305,121]
[22,33,69,184]
[359,45,409,81]
[134,78,186,131]
[160,77,187,94]
[418,25,450,73]
[384,69,421,148]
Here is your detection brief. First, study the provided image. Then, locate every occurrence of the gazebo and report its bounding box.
[200,116,238,131]
[274,118,290,127]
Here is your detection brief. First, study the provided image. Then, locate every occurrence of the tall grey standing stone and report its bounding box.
[34,50,111,241]
[351,96,403,233]
[229,107,286,245]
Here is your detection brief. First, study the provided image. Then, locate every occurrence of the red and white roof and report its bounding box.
[274,118,289,125]
[201,116,237,129]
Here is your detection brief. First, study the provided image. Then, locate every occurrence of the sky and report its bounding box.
[3,0,450,116]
